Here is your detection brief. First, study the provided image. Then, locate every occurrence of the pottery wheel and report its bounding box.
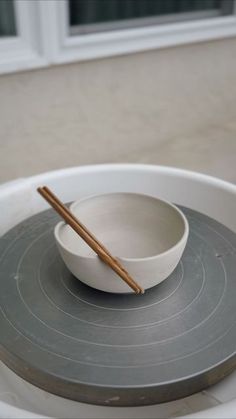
[0,206,236,406]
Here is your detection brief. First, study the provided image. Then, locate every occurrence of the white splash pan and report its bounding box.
[0,164,236,418]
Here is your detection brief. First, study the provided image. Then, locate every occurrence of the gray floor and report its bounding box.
[1,112,235,185]
[0,38,236,185]
[114,120,236,184]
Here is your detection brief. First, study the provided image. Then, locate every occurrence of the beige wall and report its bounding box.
[0,38,236,183]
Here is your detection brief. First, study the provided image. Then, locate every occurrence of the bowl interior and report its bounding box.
[58,193,186,259]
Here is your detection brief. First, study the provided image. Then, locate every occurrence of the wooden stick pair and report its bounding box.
[37,186,144,294]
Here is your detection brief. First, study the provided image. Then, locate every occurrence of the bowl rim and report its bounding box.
[54,192,189,262]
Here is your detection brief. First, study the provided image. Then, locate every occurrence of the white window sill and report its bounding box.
[0,38,48,74]
[54,15,236,64]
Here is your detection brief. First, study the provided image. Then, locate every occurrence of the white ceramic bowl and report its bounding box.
[54,193,189,293]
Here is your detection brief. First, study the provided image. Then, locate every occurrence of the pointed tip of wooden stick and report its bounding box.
[135,287,145,295]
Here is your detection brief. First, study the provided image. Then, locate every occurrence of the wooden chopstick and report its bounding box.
[37,186,144,295]
[42,187,142,286]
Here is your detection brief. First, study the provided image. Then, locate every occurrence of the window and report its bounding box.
[0,0,236,74]
[68,0,234,35]
[0,0,17,37]
[0,1,48,74]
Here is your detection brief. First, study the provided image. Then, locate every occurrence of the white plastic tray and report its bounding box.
[0,164,236,418]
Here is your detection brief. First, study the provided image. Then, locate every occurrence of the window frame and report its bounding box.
[49,0,236,64]
[0,0,50,74]
[0,0,236,74]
